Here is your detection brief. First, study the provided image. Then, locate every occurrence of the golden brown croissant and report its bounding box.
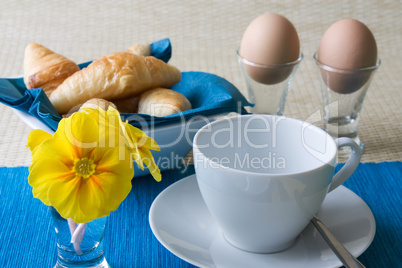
[23,43,80,96]
[126,42,151,56]
[137,88,192,117]
[49,52,181,114]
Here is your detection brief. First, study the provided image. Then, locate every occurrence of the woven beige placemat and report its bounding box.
[0,0,400,166]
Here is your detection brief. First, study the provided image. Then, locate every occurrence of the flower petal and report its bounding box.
[138,147,162,182]
[78,171,132,221]
[30,136,75,172]
[28,159,75,206]
[26,129,53,152]
[57,112,100,158]
[96,147,134,179]
[129,145,144,170]
[47,177,88,223]
[124,123,160,151]
[123,122,161,181]
[74,147,133,223]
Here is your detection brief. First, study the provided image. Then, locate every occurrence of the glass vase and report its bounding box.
[50,207,110,268]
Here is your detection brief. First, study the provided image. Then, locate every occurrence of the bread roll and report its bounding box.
[79,98,117,111]
[126,42,151,56]
[138,88,192,117]
[112,97,139,113]
[23,43,80,96]
[49,52,181,114]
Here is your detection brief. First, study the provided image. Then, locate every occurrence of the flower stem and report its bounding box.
[68,219,87,255]
[67,218,76,234]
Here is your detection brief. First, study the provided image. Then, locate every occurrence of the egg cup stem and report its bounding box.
[237,51,303,115]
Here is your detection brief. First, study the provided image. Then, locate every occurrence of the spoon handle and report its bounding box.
[311,216,365,268]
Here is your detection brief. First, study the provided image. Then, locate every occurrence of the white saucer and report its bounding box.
[149,175,376,268]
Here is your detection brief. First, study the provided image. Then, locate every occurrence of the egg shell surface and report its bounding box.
[317,19,378,94]
[240,13,300,85]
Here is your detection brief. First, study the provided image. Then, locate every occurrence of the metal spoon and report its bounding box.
[311,216,365,268]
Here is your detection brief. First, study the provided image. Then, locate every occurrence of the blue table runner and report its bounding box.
[0,162,400,267]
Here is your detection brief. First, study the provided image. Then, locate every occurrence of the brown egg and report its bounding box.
[317,19,377,94]
[240,13,300,85]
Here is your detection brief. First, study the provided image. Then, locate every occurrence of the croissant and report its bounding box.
[23,43,80,96]
[126,42,151,56]
[49,52,181,114]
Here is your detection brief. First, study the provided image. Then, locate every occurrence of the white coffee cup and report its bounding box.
[193,114,362,253]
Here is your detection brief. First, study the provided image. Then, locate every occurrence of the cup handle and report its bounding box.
[328,137,363,193]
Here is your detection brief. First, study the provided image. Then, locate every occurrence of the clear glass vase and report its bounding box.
[50,207,110,268]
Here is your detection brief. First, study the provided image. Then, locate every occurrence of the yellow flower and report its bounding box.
[27,106,162,223]
[27,109,131,223]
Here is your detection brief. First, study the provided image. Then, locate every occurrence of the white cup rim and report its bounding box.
[193,114,337,177]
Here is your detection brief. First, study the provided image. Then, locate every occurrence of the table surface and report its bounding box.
[0,0,401,165]
[0,1,401,268]
[0,162,401,268]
